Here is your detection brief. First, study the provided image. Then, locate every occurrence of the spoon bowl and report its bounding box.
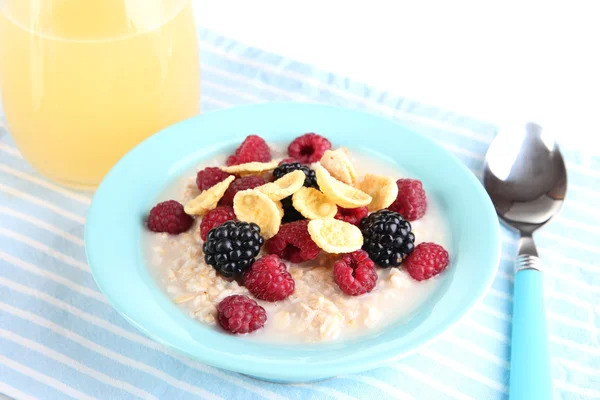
[484,122,567,233]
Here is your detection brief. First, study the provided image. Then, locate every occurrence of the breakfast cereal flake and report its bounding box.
[184,175,234,216]
[358,173,399,211]
[308,218,364,253]
[257,169,305,201]
[233,189,282,239]
[320,148,358,185]
[292,187,338,219]
[221,160,279,175]
[315,165,372,208]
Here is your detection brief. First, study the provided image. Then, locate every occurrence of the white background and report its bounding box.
[193,0,600,153]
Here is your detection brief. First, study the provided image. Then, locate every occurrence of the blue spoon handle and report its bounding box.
[509,256,553,400]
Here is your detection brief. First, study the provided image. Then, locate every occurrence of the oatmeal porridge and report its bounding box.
[143,134,451,343]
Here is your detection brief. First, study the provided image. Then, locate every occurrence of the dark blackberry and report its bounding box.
[274,163,318,223]
[203,221,264,278]
[360,210,415,268]
[281,196,304,223]
[273,162,318,189]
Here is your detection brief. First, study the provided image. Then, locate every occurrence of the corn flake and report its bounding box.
[221,160,279,175]
[274,199,284,219]
[257,169,305,201]
[184,175,234,216]
[358,173,399,211]
[292,187,337,220]
[308,218,363,253]
[319,149,357,185]
[233,189,281,239]
[315,166,372,208]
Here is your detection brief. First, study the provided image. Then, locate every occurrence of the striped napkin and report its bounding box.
[1,28,598,400]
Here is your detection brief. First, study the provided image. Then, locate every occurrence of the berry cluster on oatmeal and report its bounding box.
[146,133,449,338]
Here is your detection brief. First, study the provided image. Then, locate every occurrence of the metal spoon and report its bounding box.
[483,122,567,400]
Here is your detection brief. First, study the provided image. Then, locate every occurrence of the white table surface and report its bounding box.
[193,0,600,153]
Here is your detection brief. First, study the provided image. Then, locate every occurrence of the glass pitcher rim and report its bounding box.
[0,0,193,43]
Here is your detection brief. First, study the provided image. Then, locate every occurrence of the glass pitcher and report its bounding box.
[0,0,200,189]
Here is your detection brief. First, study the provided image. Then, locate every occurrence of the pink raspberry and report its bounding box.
[265,220,320,263]
[404,243,449,281]
[333,250,378,296]
[219,176,266,206]
[388,179,427,221]
[147,200,194,234]
[196,167,233,191]
[334,206,369,226]
[226,135,272,166]
[199,206,237,241]
[287,133,332,163]
[279,158,299,165]
[243,255,295,302]
[217,295,267,334]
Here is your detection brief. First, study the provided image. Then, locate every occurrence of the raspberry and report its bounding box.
[287,133,332,164]
[404,243,449,281]
[199,206,237,241]
[266,220,320,263]
[334,206,368,226]
[388,179,427,221]
[226,135,272,166]
[217,295,267,334]
[243,255,295,302]
[279,158,299,165]
[333,250,378,296]
[196,167,233,192]
[219,176,266,206]
[147,200,193,234]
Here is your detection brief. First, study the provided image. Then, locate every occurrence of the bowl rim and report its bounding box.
[85,102,500,381]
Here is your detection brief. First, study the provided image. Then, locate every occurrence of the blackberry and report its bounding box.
[281,197,304,223]
[273,162,318,189]
[360,210,415,268]
[273,162,318,223]
[203,221,264,278]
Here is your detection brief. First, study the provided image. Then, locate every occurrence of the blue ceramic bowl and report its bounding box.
[85,102,500,383]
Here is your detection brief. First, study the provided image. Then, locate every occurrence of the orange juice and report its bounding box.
[0,0,200,189]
